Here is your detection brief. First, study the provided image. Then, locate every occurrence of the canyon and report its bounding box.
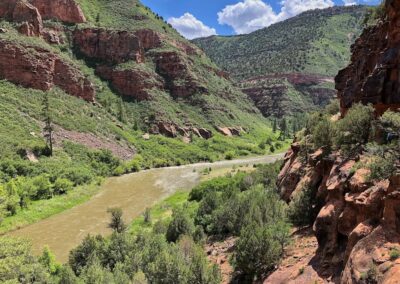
[270,1,400,283]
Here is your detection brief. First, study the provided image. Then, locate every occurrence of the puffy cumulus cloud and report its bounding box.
[218,0,335,34]
[168,13,217,40]
[217,0,278,34]
[279,0,334,19]
[342,0,357,5]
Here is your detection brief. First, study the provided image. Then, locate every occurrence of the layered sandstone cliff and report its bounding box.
[273,1,400,283]
[336,0,400,116]
[0,40,95,101]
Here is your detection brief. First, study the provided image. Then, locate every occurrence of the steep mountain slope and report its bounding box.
[193,6,367,117]
[0,0,287,227]
[0,0,276,160]
[271,1,400,282]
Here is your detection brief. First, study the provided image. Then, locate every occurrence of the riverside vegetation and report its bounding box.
[0,0,291,231]
[0,161,315,283]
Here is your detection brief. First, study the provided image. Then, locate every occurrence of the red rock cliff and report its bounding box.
[336,0,400,116]
[0,40,95,101]
[29,0,86,23]
[274,1,400,283]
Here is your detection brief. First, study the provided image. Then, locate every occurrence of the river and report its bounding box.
[8,153,284,262]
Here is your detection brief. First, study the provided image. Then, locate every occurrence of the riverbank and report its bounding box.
[5,153,284,262]
[0,182,102,235]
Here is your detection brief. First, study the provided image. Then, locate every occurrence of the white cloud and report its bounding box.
[279,0,334,19]
[168,13,217,40]
[217,0,278,34]
[218,0,335,34]
[342,0,357,5]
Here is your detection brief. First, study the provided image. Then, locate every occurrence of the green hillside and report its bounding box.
[0,0,287,227]
[193,6,367,117]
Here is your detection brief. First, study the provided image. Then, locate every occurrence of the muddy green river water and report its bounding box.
[8,154,284,262]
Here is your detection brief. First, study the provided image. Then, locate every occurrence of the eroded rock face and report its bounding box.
[73,28,207,101]
[216,126,244,137]
[96,65,164,101]
[335,0,400,115]
[149,122,213,140]
[0,40,95,101]
[0,0,85,37]
[0,0,43,36]
[241,73,336,118]
[73,28,146,64]
[155,51,208,98]
[277,144,400,281]
[29,0,86,23]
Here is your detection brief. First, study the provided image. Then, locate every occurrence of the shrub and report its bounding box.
[107,207,126,233]
[325,100,340,115]
[143,207,151,224]
[368,154,397,181]
[235,222,283,279]
[53,178,73,195]
[334,104,374,153]
[288,184,318,227]
[390,248,400,260]
[0,237,49,282]
[311,117,332,149]
[39,246,61,275]
[225,151,235,160]
[166,207,195,242]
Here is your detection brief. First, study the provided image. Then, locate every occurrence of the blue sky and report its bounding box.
[141,0,380,39]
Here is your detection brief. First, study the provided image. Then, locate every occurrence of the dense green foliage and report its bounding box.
[193,6,366,117]
[0,161,294,283]
[288,184,319,227]
[299,103,399,183]
[189,162,291,280]
[0,0,290,229]
[193,6,366,80]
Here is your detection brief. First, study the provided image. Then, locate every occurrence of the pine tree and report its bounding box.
[279,118,287,139]
[42,93,53,156]
[272,118,277,133]
[118,97,127,123]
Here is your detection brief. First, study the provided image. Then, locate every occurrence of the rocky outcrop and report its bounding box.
[336,0,400,116]
[241,73,335,118]
[96,65,164,101]
[155,51,208,98]
[73,28,149,64]
[0,0,85,37]
[216,126,244,137]
[149,122,213,140]
[73,28,208,100]
[0,0,43,36]
[0,40,95,101]
[29,0,86,23]
[277,143,400,282]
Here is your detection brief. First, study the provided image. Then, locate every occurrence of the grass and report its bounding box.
[127,163,263,235]
[0,182,101,234]
[0,0,290,232]
[128,191,195,235]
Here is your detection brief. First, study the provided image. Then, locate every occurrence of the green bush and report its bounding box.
[53,178,73,195]
[334,104,374,153]
[166,207,195,242]
[235,222,287,279]
[368,154,397,181]
[311,116,333,149]
[0,237,49,283]
[288,184,319,227]
[390,248,400,260]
